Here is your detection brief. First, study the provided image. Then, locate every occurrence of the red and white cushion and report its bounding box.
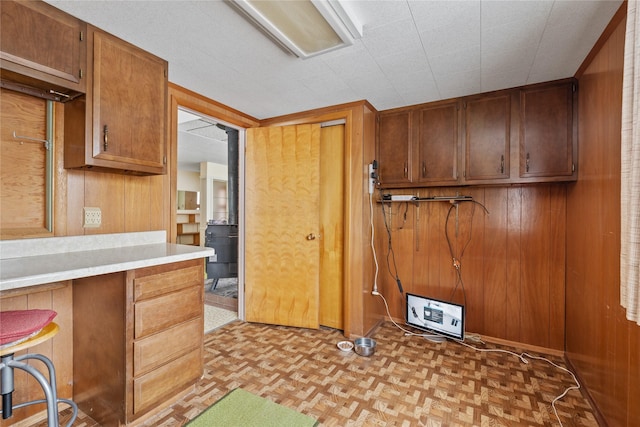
[0,309,57,349]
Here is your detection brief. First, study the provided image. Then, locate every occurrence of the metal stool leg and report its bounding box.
[1,354,15,419]
[0,353,78,427]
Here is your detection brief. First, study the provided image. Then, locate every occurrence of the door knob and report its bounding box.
[306,233,316,240]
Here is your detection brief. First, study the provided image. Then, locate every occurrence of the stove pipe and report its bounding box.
[224,126,239,225]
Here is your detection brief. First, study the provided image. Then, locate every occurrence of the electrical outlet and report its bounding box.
[83,207,101,228]
[368,163,376,194]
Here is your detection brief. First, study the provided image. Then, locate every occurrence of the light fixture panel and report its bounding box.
[229,0,362,59]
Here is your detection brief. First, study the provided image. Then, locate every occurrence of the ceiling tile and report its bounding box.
[376,48,431,78]
[361,18,424,57]
[429,46,482,79]
[46,0,623,119]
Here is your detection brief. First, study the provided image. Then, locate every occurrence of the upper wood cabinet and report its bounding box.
[65,26,168,175]
[464,93,511,182]
[376,79,576,188]
[377,110,412,186]
[0,0,86,96]
[519,80,576,179]
[414,100,459,185]
[377,101,459,187]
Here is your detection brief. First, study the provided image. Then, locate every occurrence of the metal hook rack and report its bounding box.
[12,131,51,150]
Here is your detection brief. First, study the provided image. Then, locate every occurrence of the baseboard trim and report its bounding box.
[564,355,608,427]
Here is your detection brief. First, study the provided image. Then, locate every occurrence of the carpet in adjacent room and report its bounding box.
[204,305,237,332]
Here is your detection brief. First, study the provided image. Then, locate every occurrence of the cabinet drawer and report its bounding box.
[133,317,202,377]
[134,264,201,301]
[134,286,201,338]
[133,347,202,414]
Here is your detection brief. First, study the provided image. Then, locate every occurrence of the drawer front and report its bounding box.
[134,285,202,338]
[134,263,202,301]
[133,317,202,377]
[133,347,202,414]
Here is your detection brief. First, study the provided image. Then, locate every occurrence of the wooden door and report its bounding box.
[245,124,321,329]
[319,124,344,329]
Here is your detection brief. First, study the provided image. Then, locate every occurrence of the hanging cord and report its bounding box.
[380,201,404,295]
[444,200,489,306]
[444,202,473,306]
[371,198,582,424]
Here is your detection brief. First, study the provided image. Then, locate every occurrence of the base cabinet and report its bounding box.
[73,259,204,426]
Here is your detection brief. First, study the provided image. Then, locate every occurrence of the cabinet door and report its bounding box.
[464,94,510,182]
[92,28,167,173]
[414,101,459,185]
[0,0,85,92]
[377,111,412,186]
[519,81,576,178]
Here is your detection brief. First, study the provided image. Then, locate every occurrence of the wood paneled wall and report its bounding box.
[53,103,169,237]
[0,89,50,239]
[568,4,640,426]
[0,283,73,425]
[374,184,566,350]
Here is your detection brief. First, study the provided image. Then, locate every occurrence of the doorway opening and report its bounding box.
[177,107,240,329]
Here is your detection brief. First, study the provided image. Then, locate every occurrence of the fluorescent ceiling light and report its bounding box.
[229,0,363,59]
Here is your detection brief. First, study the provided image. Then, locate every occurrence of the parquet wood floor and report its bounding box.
[50,321,599,426]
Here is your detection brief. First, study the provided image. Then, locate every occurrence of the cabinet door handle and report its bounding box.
[526,152,530,172]
[103,125,109,151]
[306,233,316,240]
[404,162,408,178]
[500,155,504,174]
[422,161,426,178]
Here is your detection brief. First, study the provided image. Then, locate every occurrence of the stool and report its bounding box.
[0,310,78,427]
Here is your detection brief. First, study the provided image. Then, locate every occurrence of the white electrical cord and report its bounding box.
[455,339,581,427]
[369,191,380,295]
[368,182,579,426]
[369,202,579,426]
[374,290,580,426]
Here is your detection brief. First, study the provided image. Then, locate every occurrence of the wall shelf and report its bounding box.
[176,212,200,246]
[378,195,473,204]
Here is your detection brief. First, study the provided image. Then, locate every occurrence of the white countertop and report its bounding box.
[0,231,215,291]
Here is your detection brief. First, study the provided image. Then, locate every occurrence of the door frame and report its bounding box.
[167,83,259,321]
[168,89,378,337]
[259,109,358,336]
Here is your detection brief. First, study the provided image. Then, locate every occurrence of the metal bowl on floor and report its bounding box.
[354,337,376,357]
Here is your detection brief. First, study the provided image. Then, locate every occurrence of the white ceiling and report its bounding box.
[46,0,622,121]
[177,109,230,172]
